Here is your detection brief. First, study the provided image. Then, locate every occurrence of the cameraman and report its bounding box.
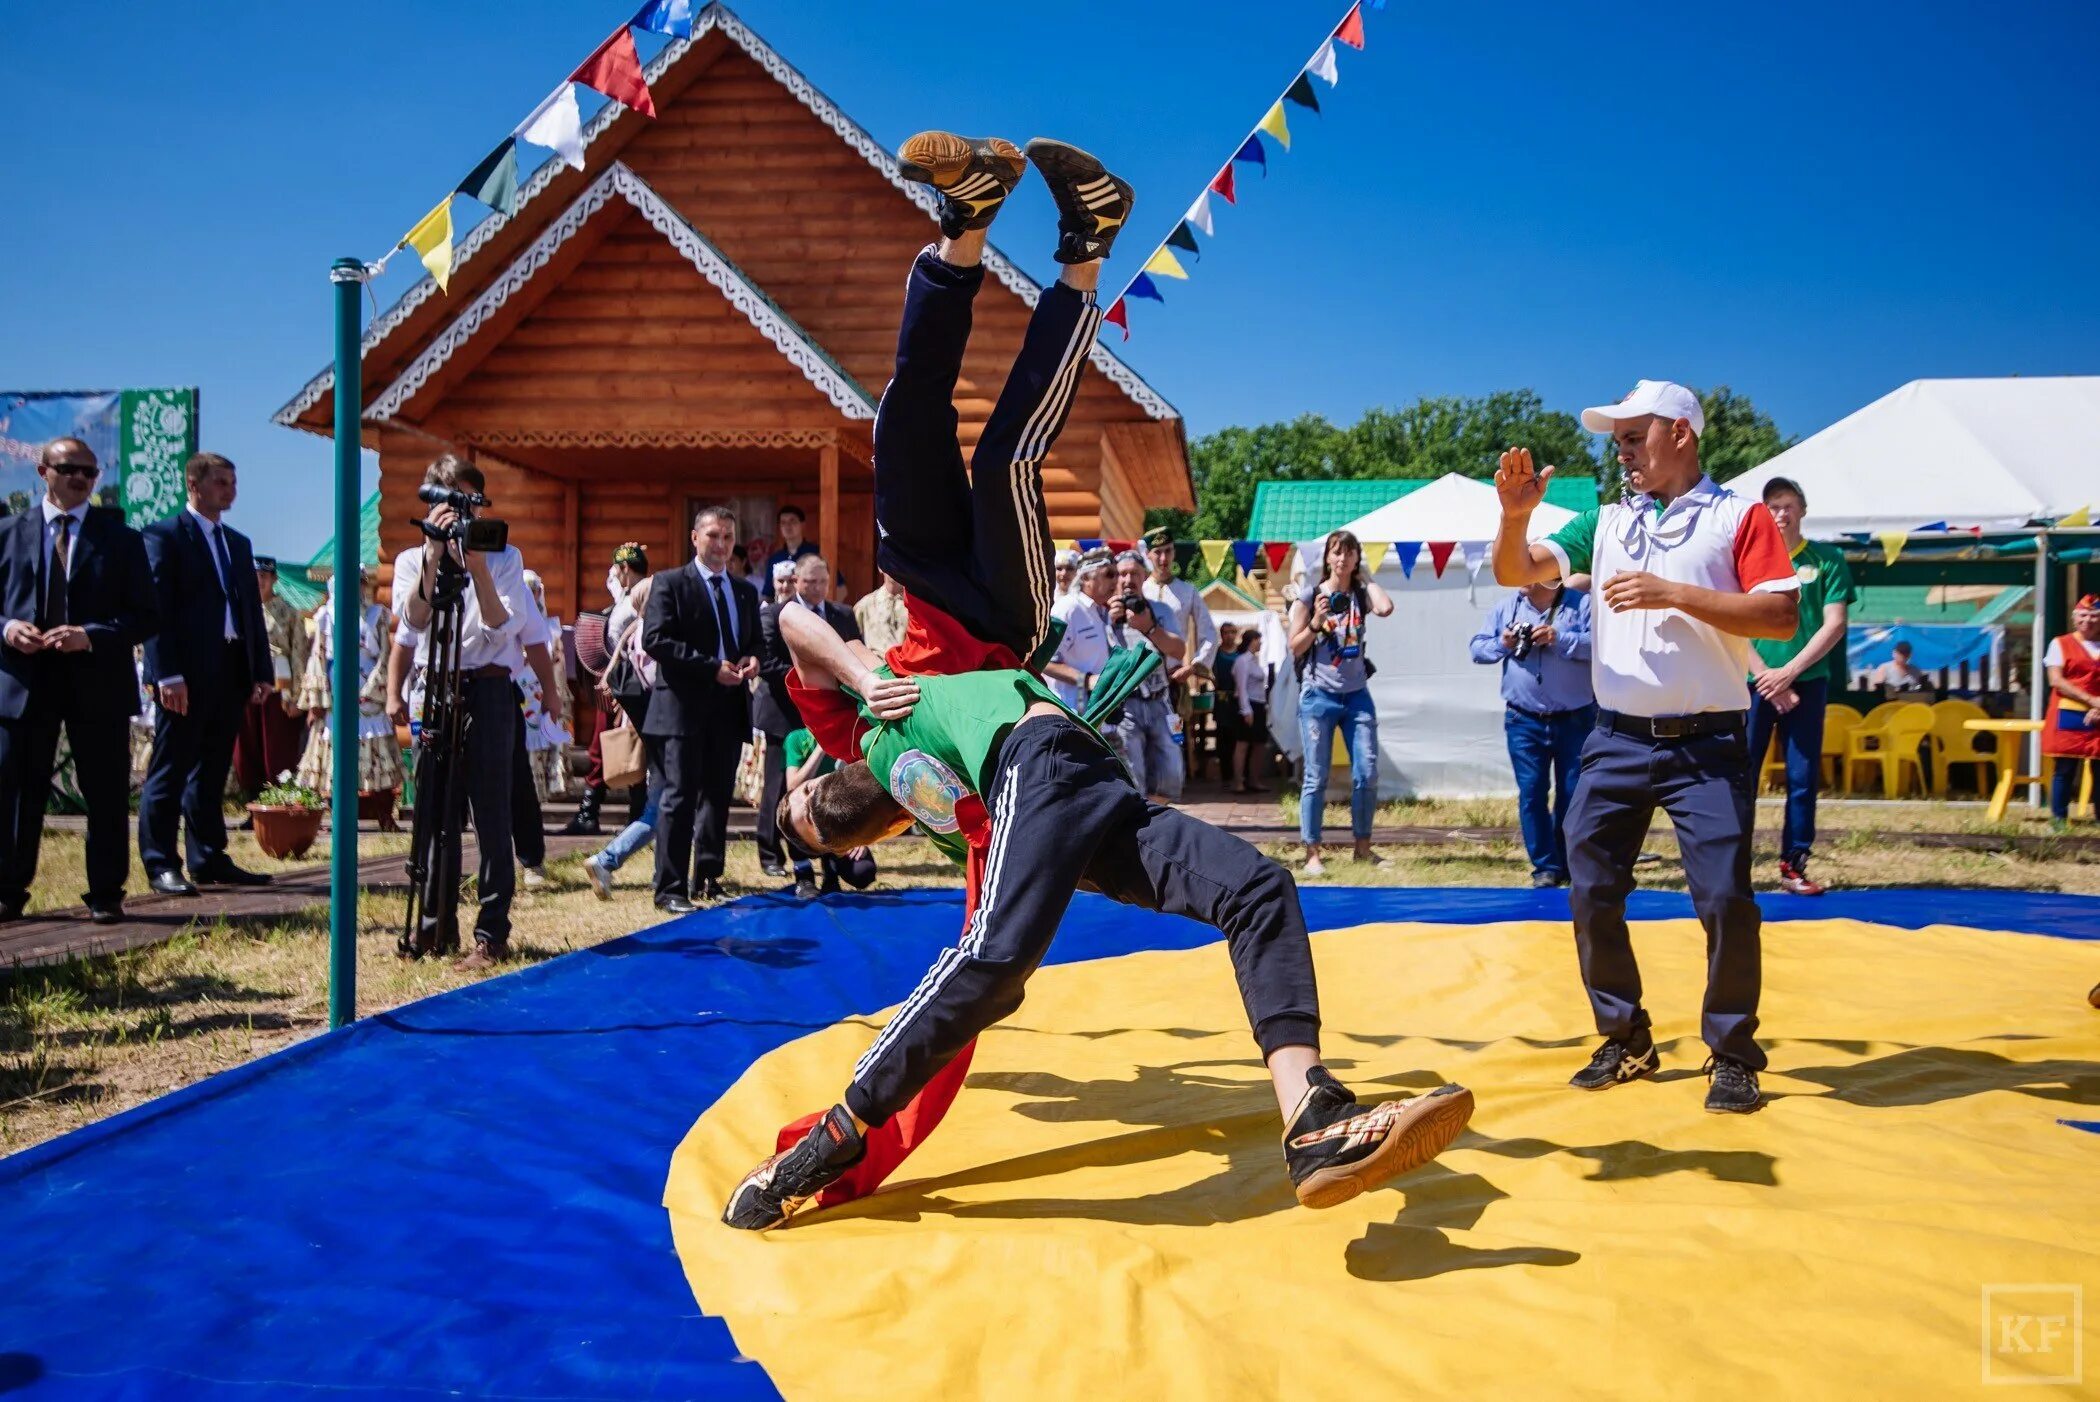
[392,455,530,967]
[1471,578,1594,888]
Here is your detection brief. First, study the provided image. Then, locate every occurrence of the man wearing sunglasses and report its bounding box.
[0,439,158,924]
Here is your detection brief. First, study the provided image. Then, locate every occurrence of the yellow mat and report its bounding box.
[666,917,2100,1398]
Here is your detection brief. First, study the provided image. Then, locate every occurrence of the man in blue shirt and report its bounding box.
[1470,579,1594,887]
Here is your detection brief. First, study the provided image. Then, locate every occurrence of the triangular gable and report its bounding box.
[276,1,1177,432]
[366,163,874,425]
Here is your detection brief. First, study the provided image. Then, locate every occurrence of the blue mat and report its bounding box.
[0,887,2091,1399]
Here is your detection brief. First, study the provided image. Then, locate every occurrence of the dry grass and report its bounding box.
[22,826,412,916]
[1283,792,2087,841]
[1,834,962,1154]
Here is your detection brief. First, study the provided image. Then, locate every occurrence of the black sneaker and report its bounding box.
[1024,138,1135,264]
[722,1105,867,1231]
[1569,1032,1658,1090]
[1703,1056,1762,1113]
[898,131,1026,238]
[1283,1066,1474,1210]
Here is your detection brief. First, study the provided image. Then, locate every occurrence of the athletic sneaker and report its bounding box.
[1303,854,1326,878]
[1777,859,1826,896]
[1703,1056,1762,1113]
[1569,1031,1658,1090]
[722,1104,867,1231]
[1024,138,1135,264]
[1283,1067,1475,1210]
[897,131,1026,239]
[520,864,548,891]
[584,854,613,902]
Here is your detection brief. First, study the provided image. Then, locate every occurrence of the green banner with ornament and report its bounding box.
[117,387,199,526]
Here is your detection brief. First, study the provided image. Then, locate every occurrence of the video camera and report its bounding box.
[415,482,508,553]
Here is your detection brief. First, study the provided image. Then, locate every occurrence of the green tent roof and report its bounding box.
[1246,475,1598,542]
[269,492,381,612]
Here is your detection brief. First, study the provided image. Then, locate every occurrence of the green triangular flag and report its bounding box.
[1165,221,1200,261]
[459,139,520,216]
[1285,73,1321,113]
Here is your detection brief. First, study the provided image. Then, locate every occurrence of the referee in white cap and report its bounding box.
[1490,381,1798,1113]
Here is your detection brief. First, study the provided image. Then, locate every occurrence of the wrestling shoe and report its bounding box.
[1284,1067,1475,1210]
[1703,1055,1763,1114]
[897,131,1026,238]
[1024,138,1135,264]
[1569,1031,1657,1090]
[722,1104,866,1231]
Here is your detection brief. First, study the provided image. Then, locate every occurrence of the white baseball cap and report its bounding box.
[1581,380,1704,436]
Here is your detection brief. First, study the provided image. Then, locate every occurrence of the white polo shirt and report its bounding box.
[1541,475,1797,718]
[1048,591,1111,711]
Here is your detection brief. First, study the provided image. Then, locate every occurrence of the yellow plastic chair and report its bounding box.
[1843,702,1935,797]
[1760,732,1786,793]
[1821,705,1861,789]
[1856,700,1909,732]
[1928,699,1999,797]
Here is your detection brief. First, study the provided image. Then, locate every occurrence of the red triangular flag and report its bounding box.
[1334,3,1366,49]
[1106,539,1136,555]
[1105,297,1130,339]
[1427,541,1455,577]
[1263,541,1291,573]
[572,25,656,117]
[1209,164,1237,205]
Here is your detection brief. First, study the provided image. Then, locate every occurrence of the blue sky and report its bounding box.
[4,0,2095,558]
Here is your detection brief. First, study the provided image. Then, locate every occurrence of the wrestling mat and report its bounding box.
[0,887,2094,1398]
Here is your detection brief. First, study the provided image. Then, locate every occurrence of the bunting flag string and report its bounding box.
[1459,541,1485,576]
[1230,540,1262,574]
[632,0,697,38]
[2061,506,2092,527]
[1200,540,1233,578]
[516,80,586,171]
[1361,541,1388,574]
[1877,531,1909,566]
[1262,542,1292,574]
[1104,0,1373,339]
[400,197,455,292]
[1394,541,1422,578]
[572,23,657,118]
[458,140,521,216]
[1426,542,1456,578]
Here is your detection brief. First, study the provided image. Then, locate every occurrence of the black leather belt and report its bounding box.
[1598,708,1745,741]
[1508,703,1583,721]
[466,664,511,680]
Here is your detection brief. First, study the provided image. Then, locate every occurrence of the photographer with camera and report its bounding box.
[392,455,531,967]
[1109,549,1186,802]
[1288,529,1393,876]
[1471,577,1594,888]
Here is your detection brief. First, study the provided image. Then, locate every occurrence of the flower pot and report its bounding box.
[247,803,324,860]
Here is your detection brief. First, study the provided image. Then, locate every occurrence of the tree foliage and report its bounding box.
[1148,386,1791,537]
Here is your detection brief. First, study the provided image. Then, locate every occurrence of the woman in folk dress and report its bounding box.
[295,568,404,803]
[518,570,574,803]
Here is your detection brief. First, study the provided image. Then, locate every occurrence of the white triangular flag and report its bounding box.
[1186,192,1214,237]
[1308,39,1340,86]
[1461,541,1486,575]
[516,82,585,171]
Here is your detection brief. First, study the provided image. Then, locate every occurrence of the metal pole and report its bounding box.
[2028,529,2049,810]
[328,258,366,1028]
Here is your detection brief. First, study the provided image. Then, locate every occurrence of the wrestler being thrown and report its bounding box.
[721,133,1474,1232]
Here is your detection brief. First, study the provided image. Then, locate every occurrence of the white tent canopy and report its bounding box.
[1335,472,1575,549]
[1311,475,1579,799]
[1727,377,2100,537]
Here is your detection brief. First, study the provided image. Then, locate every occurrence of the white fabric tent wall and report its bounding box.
[1726,377,2100,536]
[1326,475,1577,798]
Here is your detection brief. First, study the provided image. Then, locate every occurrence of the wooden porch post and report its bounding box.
[819,436,840,583]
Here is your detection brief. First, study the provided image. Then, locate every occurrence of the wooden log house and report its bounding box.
[274,3,1191,622]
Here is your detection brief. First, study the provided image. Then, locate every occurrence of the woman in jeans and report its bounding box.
[1288,529,1393,875]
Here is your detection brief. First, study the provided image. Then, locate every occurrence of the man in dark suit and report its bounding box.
[642,505,759,912]
[754,552,861,885]
[139,453,275,894]
[0,439,158,923]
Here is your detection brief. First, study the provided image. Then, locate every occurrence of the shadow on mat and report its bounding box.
[1345,1163,1582,1282]
[1782,1046,2100,1109]
[588,934,821,969]
[0,1354,43,1394]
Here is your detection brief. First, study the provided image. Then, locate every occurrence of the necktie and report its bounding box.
[45,516,72,628]
[709,574,736,653]
[210,524,240,639]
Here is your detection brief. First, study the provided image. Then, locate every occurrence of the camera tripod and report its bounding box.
[399,535,475,959]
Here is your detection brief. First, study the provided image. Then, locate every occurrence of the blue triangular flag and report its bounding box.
[1394,541,1422,578]
[1078,537,1104,552]
[1916,520,1947,532]
[1233,135,1267,175]
[1230,540,1261,573]
[633,0,697,37]
[1126,273,1165,303]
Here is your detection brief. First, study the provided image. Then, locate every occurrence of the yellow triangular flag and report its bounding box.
[1199,540,1232,578]
[1054,538,1076,557]
[401,196,455,292]
[2061,505,2091,527]
[1258,101,1291,151]
[1143,247,1189,280]
[1361,540,1388,574]
[1877,530,1908,566]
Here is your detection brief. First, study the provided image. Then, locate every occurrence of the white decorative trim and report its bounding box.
[366,163,875,423]
[276,1,1178,430]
